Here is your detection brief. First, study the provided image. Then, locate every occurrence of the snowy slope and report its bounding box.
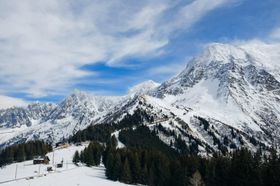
[0,144,130,186]
[0,82,159,148]
[0,91,124,147]
[128,80,160,95]
[0,102,56,128]
[155,43,280,132]
[1,43,280,154]
[100,43,280,154]
[148,43,280,152]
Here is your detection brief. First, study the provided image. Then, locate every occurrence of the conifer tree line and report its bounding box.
[69,109,154,144]
[0,140,52,167]
[70,123,115,143]
[73,141,104,166]
[72,125,280,186]
[76,141,280,186]
[69,111,280,185]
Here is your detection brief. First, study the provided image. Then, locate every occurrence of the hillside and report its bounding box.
[0,144,129,186]
[0,43,280,155]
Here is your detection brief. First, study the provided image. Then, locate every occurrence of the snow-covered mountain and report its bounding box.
[1,43,280,154]
[0,91,123,147]
[128,80,160,95]
[155,43,280,137]
[0,84,157,147]
[102,43,280,154]
[0,102,56,128]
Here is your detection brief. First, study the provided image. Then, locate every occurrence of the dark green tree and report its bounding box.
[15,144,25,162]
[112,153,122,181]
[73,150,80,164]
[130,152,141,183]
[121,158,132,183]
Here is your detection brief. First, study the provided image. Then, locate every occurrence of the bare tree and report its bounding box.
[189,170,205,186]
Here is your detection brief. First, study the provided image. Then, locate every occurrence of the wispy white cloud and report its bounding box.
[166,0,229,33]
[238,40,280,70]
[0,95,27,109]
[146,62,187,78]
[0,0,232,98]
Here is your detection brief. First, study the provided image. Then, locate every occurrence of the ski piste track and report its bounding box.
[0,163,78,185]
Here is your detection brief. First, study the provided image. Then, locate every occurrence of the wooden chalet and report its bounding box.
[33,156,50,164]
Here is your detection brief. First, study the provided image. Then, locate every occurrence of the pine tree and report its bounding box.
[111,135,118,149]
[139,164,148,184]
[148,165,156,186]
[73,150,80,164]
[79,150,85,162]
[103,146,111,166]
[91,142,103,166]
[230,148,254,186]
[112,153,122,181]
[105,152,114,179]
[121,158,132,183]
[84,147,95,166]
[251,149,263,186]
[130,152,141,183]
[16,145,25,162]
[263,148,280,186]
[169,160,185,186]
[6,147,15,164]
[76,131,82,142]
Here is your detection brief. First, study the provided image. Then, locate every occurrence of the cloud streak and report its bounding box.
[0,0,231,98]
[0,95,27,109]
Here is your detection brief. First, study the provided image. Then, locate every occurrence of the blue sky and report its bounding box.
[0,0,280,106]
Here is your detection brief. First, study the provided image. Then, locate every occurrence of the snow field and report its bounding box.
[0,144,130,186]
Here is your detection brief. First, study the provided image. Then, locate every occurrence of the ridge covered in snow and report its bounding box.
[1,42,280,154]
[128,80,160,95]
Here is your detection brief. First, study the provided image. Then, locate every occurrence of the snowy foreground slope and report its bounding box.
[0,144,129,186]
[1,43,280,154]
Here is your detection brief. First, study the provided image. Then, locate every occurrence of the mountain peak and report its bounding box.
[128,80,160,95]
[194,43,249,66]
[1,42,280,155]
[65,89,91,103]
[70,89,88,97]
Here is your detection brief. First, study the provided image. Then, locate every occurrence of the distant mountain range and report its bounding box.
[1,43,280,154]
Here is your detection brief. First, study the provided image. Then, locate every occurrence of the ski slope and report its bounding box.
[0,144,130,186]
